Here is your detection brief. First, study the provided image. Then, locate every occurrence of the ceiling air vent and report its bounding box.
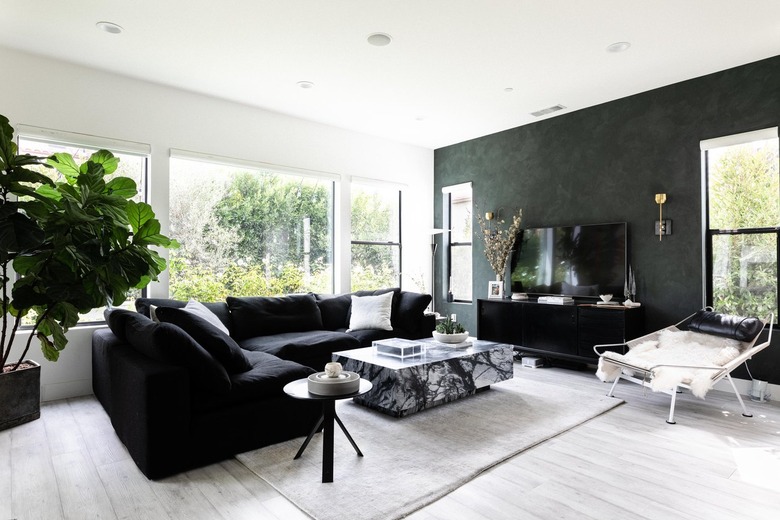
[530,104,566,117]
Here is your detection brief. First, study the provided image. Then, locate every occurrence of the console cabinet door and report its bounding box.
[522,304,578,356]
[478,300,522,345]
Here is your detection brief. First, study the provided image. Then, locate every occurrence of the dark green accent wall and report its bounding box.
[434,54,780,383]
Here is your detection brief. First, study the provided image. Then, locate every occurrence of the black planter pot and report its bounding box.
[0,360,41,431]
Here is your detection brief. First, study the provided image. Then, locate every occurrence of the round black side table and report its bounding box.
[283,378,372,483]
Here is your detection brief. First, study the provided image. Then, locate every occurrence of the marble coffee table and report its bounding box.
[332,339,514,417]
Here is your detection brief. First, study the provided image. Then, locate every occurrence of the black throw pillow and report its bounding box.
[315,294,352,330]
[103,308,137,341]
[155,306,252,374]
[123,312,231,395]
[395,291,433,332]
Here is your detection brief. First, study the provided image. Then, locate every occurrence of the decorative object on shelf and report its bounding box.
[475,205,523,292]
[654,193,672,240]
[433,315,468,343]
[488,279,504,299]
[623,264,637,303]
[0,114,178,431]
[511,292,528,300]
[597,294,618,306]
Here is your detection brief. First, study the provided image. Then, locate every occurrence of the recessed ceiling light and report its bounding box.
[606,41,631,53]
[96,21,123,34]
[367,33,392,47]
[297,81,315,89]
[415,116,425,122]
[504,87,514,93]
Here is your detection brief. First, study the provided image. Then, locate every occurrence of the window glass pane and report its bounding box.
[450,191,472,243]
[169,158,334,300]
[351,244,400,291]
[351,184,399,242]
[350,183,401,290]
[451,245,472,301]
[711,233,777,319]
[17,138,146,323]
[708,137,780,229]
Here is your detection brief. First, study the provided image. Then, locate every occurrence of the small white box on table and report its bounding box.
[373,338,423,359]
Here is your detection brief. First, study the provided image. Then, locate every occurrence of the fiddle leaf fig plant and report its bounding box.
[0,114,178,370]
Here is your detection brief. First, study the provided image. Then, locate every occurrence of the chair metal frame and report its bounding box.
[594,310,774,424]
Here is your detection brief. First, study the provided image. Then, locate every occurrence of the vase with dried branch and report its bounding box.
[475,206,523,287]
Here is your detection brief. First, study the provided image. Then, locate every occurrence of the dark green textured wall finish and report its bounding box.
[434,55,780,382]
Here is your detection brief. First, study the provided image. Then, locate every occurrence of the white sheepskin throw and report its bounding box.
[597,330,743,398]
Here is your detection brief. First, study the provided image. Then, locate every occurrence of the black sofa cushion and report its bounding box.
[314,293,352,330]
[227,294,324,340]
[395,291,432,333]
[239,330,359,369]
[135,297,233,333]
[104,308,137,341]
[155,306,252,374]
[345,328,397,346]
[687,310,763,342]
[123,312,231,395]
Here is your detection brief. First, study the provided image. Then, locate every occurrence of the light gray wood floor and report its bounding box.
[3,364,779,519]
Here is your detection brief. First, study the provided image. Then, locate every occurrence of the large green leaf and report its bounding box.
[89,150,119,175]
[37,333,60,362]
[0,212,46,253]
[12,253,48,275]
[6,166,55,187]
[126,201,155,233]
[133,219,161,245]
[35,184,62,201]
[47,153,80,180]
[105,177,137,199]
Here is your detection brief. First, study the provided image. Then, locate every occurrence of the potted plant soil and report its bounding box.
[0,114,177,430]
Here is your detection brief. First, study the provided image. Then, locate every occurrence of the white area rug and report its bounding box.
[236,374,622,520]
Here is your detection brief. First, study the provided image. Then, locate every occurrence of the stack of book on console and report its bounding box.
[537,296,574,305]
[373,338,423,359]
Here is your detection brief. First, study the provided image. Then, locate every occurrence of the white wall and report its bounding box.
[0,46,434,401]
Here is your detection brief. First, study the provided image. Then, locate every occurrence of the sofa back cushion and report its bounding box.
[155,306,252,374]
[104,308,136,341]
[135,298,233,333]
[123,312,231,395]
[227,294,324,340]
[314,293,352,330]
[395,291,432,332]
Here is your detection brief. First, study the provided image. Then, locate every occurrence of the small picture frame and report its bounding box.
[488,281,504,299]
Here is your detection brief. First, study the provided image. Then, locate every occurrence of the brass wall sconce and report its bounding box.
[654,193,672,241]
[485,211,494,221]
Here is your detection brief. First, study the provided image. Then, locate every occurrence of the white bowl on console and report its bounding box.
[433,331,470,344]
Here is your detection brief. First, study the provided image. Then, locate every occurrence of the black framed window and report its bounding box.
[350,182,402,290]
[703,128,779,321]
[443,183,472,302]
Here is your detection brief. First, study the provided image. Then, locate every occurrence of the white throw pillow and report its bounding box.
[183,299,231,335]
[348,292,394,331]
[149,304,159,322]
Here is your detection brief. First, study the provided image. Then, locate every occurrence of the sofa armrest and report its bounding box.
[93,329,193,479]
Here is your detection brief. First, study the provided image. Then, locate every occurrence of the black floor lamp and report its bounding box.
[430,229,446,314]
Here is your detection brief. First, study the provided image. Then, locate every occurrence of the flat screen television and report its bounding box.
[509,222,627,299]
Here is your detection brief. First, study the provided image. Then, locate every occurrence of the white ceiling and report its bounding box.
[1,1,779,150]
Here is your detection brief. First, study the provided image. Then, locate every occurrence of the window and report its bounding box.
[703,127,779,321]
[443,183,472,302]
[169,153,335,300]
[350,182,401,291]
[17,129,149,323]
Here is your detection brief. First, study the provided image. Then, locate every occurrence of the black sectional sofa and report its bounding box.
[92,288,433,479]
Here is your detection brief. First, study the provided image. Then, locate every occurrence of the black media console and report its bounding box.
[477,298,644,363]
